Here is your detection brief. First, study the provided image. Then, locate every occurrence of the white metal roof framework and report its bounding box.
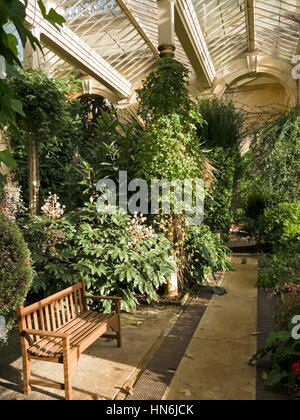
[23,0,300,99]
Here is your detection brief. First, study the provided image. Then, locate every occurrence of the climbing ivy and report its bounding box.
[240,108,300,208]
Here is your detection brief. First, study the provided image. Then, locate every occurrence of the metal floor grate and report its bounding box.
[126,291,212,400]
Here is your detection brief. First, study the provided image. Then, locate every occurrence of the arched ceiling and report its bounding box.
[23,0,300,101]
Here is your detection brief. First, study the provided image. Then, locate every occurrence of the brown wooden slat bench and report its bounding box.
[17,279,122,400]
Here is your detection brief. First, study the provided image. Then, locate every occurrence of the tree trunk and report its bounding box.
[165,216,178,297]
[165,214,186,297]
[28,138,40,216]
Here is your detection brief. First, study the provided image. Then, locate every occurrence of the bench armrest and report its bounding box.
[84,295,122,301]
[22,329,69,339]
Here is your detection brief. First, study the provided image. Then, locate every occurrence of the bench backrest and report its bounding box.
[18,280,88,343]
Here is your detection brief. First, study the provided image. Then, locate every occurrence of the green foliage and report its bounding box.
[240,109,300,208]
[257,252,300,290]
[184,224,234,287]
[67,110,141,208]
[204,147,238,233]
[249,328,300,398]
[135,111,204,182]
[135,58,205,184]
[0,0,65,172]
[8,71,76,141]
[137,58,191,121]
[0,213,34,341]
[6,71,87,208]
[22,204,175,313]
[254,251,300,396]
[195,97,243,233]
[258,202,300,251]
[245,191,266,220]
[196,96,243,150]
[239,190,267,239]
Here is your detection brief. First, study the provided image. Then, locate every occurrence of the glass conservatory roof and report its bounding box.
[26,0,300,91]
[192,0,300,68]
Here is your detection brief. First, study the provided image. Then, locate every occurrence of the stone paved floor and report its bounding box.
[164,254,258,400]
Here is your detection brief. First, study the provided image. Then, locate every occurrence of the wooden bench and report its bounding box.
[17,279,122,400]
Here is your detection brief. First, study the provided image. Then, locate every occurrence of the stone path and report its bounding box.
[164,255,258,400]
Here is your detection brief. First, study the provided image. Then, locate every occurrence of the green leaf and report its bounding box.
[10,98,25,116]
[0,150,16,169]
[264,370,287,387]
[47,9,66,26]
[6,34,19,56]
[212,286,227,296]
[266,330,291,345]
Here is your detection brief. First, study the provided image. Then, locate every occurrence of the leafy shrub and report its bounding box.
[273,282,300,328]
[249,329,300,398]
[196,97,243,234]
[137,58,192,121]
[196,96,243,150]
[204,147,238,233]
[245,191,266,220]
[0,214,34,341]
[259,202,300,250]
[239,109,300,208]
[7,71,87,213]
[257,252,300,290]
[185,224,234,287]
[135,112,204,182]
[22,203,175,312]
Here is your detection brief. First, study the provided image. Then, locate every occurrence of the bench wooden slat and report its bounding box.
[73,291,79,316]
[30,311,97,357]
[55,301,62,329]
[32,312,40,341]
[44,305,51,331]
[69,293,75,319]
[28,312,113,359]
[50,303,56,331]
[71,315,113,349]
[39,308,45,331]
[21,283,83,317]
[34,312,108,358]
[65,295,71,323]
[78,289,84,312]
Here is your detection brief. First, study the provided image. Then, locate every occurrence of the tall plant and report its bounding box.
[240,108,300,208]
[196,96,243,233]
[0,0,65,176]
[135,58,206,293]
[7,71,82,215]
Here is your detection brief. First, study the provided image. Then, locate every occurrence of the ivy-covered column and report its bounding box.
[157,0,176,58]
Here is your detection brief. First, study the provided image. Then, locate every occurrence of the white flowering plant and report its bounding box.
[23,203,175,312]
[41,193,66,219]
[0,174,25,221]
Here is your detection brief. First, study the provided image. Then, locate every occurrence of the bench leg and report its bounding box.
[22,353,31,395]
[63,362,72,401]
[62,337,73,400]
[115,301,122,348]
